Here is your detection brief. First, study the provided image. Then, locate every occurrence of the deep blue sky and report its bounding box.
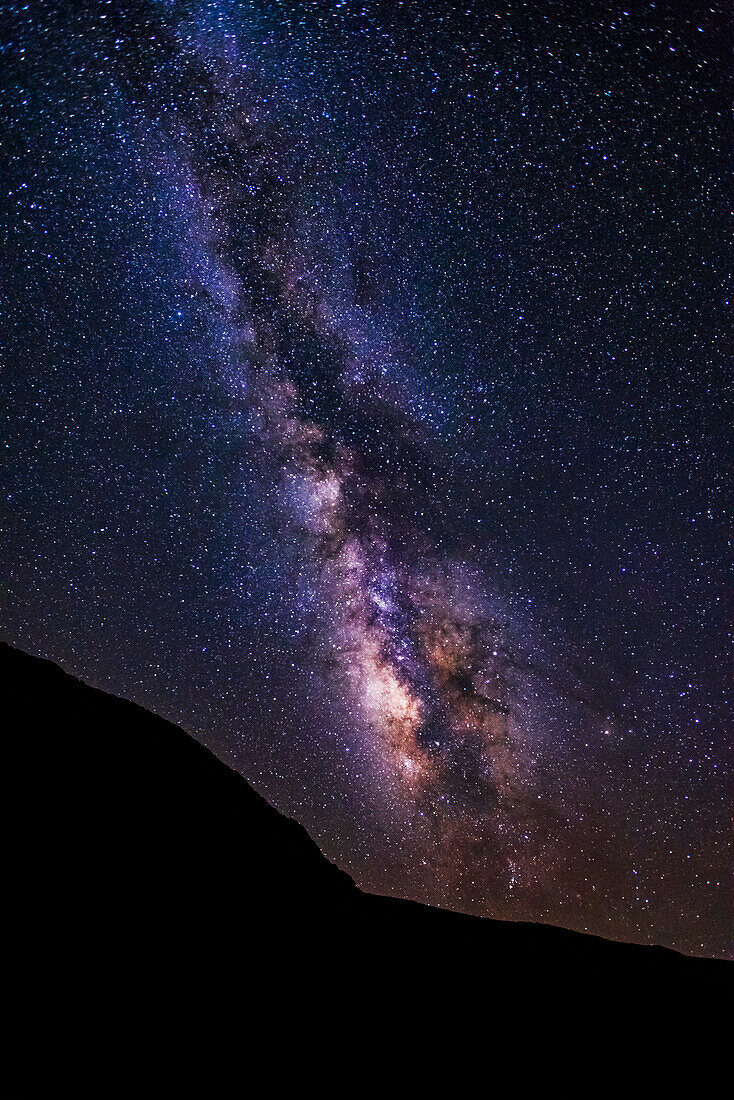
[2,0,729,956]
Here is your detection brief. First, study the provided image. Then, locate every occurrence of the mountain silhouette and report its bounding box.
[5,639,730,1071]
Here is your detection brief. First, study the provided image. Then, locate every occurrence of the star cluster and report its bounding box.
[2,1,729,957]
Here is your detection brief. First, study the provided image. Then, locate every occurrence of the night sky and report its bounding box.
[2,0,730,958]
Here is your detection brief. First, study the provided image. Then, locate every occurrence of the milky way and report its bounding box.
[2,1,729,956]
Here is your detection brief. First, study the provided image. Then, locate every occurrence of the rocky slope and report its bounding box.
[5,639,730,1048]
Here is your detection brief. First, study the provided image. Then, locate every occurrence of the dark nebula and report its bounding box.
[2,1,729,956]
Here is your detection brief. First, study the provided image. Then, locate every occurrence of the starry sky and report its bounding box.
[2,0,730,958]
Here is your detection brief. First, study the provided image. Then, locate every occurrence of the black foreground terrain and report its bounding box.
[5,639,730,1068]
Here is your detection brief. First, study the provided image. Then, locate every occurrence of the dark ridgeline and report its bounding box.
[5,640,730,1064]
